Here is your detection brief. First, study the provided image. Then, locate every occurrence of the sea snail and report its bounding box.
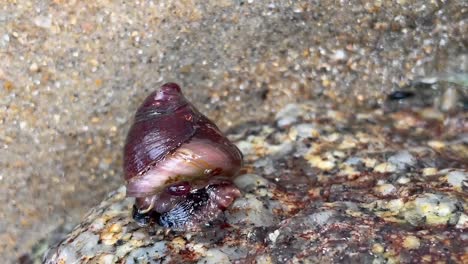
[123,83,243,230]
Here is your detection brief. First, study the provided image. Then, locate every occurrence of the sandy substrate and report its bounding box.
[0,1,466,263]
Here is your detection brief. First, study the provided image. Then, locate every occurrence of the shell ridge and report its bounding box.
[134,102,188,123]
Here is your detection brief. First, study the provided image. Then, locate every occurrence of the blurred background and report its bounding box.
[0,1,466,262]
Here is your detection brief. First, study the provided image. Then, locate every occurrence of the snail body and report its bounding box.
[123,83,243,230]
[158,182,240,229]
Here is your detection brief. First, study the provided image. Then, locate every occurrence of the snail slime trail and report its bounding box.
[123,83,243,231]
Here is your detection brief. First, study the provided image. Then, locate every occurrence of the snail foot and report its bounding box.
[158,187,210,229]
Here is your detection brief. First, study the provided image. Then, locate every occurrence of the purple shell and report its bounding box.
[123,83,243,186]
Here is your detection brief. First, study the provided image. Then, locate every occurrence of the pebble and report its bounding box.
[339,164,360,177]
[440,86,459,112]
[374,162,397,173]
[253,158,276,175]
[234,174,270,191]
[29,63,39,73]
[170,237,186,251]
[386,199,404,212]
[375,183,397,196]
[422,168,438,176]
[124,242,167,264]
[428,140,446,150]
[199,249,231,264]
[446,171,467,189]
[227,195,276,227]
[403,236,421,250]
[455,214,467,229]
[306,210,336,226]
[372,243,384,254]
[363,158,378,168]
[306,155,336,171]
[293,123,318,139]
[404,193,459,226]
[397,177,411,184]
[338,136,357,149]
[388,151,416,171]
[33,15,52,28]
[275,104,301,128]
[330,49,347,61]
[255,255,273,264]
[268,230,280,243]
[345,156,361,165]
[99,254,117,264]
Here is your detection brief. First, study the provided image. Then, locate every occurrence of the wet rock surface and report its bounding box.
[45,101,467,263]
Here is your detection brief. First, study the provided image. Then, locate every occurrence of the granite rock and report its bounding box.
[45,101,467,263]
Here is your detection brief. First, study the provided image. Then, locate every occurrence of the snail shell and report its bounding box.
[123,83,243,229]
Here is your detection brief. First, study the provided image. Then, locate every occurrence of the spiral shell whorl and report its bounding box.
[123,83,243,198]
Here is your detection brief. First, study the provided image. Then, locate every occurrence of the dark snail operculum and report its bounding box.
[158,182,241,230]
[123,83,243,230]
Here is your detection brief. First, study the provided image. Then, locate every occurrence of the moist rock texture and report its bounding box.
[45,101,467,263]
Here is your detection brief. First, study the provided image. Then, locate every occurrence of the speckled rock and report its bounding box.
[45,101,467,263]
